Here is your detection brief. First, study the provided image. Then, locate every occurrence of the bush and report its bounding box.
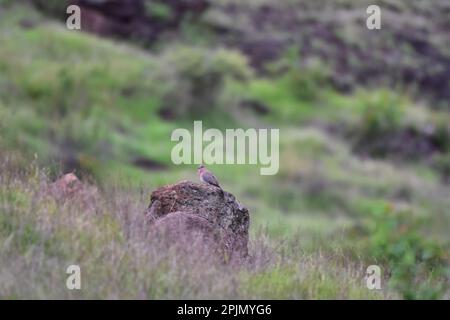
[361,202,448,299]
[159,46,252,118]
[351,90,450,160]
[144,1,173,21]
[284,59,330,102]
[357,90,405,138]
[269,47,330,102]
[350,90,409,157]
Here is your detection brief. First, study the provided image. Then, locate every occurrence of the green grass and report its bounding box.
[0,5,185,182]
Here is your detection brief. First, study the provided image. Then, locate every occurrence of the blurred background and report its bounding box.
[0,0,449,299]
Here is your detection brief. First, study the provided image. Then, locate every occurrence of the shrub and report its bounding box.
[284,59,330,101]
[357,90,405,138]
[144,1,173,21]
[159,46,252,118]
[361,202,448,299]
[350,90,409,157]
[269,47,330,102]
[432,153,450,183]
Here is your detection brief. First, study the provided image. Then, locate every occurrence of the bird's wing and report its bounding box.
[203,171,220,188]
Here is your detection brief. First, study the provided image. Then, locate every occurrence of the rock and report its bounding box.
[50,173,98,206]
[52,173,83,196]
[145,180,249,259]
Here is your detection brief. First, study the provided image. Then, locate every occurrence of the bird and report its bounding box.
[197,164,224,196]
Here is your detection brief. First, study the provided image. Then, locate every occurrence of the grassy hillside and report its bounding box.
[0,2,449,299]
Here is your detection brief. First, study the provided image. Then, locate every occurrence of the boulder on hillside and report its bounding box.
[51,173,83,196]
[49,173,98,207]
[144,180,250,260]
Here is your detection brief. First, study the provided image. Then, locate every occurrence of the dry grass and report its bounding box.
[0,152,392,299]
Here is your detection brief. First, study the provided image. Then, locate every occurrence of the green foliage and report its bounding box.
[361,202,448,299]
[268,46,330,102]
[144,1,173,21]
[284,67,327,102]
[160,46,252,118]
[285,60,329,102]
[357,90,405,138]
[349,90,410,157]
[0,11,178,178]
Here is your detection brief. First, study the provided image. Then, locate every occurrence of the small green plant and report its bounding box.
[362,202,448,299]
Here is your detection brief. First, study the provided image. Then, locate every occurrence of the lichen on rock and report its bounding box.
[145,180,250,260]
